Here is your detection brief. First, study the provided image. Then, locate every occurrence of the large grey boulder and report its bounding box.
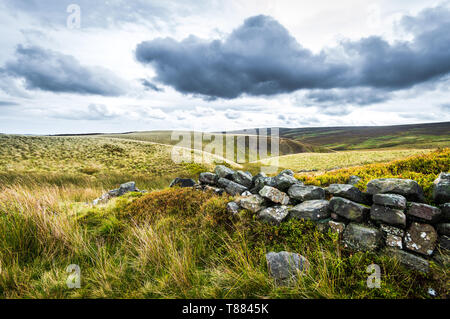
[289,200,330,221]
[404,222,437,256]
[252,176,277,193]
[406,202,442,223]
[214,165,235,179]
[433,173,450,204]
[232,170,253,188]
[217,178,248,196]
[325,184,369,204]
[288,184,325,202]
[259,186,290,205]
[329,197,369,222]
[239,194,265,213]
[273,173,300,192]
[385,248,429,273]
[372,193,407,210]
[266,251,309,283]
[199,172,218,186]
[370,205,406,228]
[343,223,384,251]
[366,178,425,202]
[258,206,289,225]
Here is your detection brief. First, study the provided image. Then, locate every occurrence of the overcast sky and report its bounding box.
[0,0,449,134]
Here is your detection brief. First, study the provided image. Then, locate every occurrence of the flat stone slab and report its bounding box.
[258,206,289,225]
[330,197,369,222]
[404,222,437,256]
[366,178,425,202]
[385,248,429,273]
[217,178,248,196]
[370,204,406,228]
[343,223,384,251]
[372,193,407,210]
[214,165,235,179]
[259,186,289,205]
[325,184,368,204]
[289,200,330,221]
[406,202,441,223]
[288,184,325,202]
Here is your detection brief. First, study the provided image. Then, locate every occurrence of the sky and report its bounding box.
[0,0,449,134]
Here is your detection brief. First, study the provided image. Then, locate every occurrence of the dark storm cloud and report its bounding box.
[141,79,164,92]
[136,4,450,100]
[4,45,125,96]
[305,88,390,106]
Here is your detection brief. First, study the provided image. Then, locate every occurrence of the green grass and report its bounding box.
[0,186,447,299]
[0,135,448,299]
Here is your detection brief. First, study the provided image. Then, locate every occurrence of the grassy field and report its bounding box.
[276,122,450,150]
[0,135,448,299]
[254,149,433,172]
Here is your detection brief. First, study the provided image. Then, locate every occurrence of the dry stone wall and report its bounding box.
[186,167,450,274]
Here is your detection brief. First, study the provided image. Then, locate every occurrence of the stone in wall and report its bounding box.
[259,186,290,205]
[370,205,406,228]
[217,178,248,196]
[329,197,369,222]
[342,223,384,251]
[239,194,265,213]
[325,184,369,204]
[372,193,407,210]
[214,165,235,179]
[366,178,425,202]
[258,206,289,225]
[288,184,325,202]
[433,172,450,204]
[289,200,330,221]
[404,222,437,256]
[406,202,441,223]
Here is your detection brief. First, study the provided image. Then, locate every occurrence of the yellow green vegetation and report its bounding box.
[0,135,448,298]
[256,148,433,172]
[297,148,450,204]
[1,186,447,298]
